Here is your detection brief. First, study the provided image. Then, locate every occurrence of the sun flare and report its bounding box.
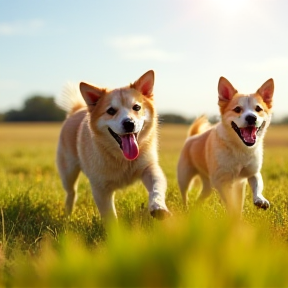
[211,0,248,12]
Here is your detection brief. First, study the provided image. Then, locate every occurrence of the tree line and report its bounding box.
[1,95,288,124]
[0,95,66,122]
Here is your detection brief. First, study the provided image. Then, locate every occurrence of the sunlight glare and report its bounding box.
[210,0,248,12]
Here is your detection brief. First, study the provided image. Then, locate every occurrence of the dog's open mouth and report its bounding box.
[231,121,266,147]
[108,128,139,160]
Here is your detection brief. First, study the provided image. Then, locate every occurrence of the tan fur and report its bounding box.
[187,115,211,137]
[69,103,86,116]
[178,77,274,217]
[56,70,170,221]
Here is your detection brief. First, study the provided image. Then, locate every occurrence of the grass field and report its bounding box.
[1,122,288,287]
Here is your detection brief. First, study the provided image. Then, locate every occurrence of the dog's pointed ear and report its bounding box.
[131,70,154,97]
[80,82,105,112]
[218,77,238,101]
[257,78,274,108]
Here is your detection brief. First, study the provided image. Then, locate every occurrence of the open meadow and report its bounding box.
[1,122,288,287]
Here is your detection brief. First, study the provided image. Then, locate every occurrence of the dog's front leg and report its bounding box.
[91,184,117,222]
[215,183,240,218]
[142,165,171,219]
[213,175,245,218]
[248,172,270,210]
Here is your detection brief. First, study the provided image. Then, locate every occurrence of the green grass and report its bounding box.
[1,123,288,287]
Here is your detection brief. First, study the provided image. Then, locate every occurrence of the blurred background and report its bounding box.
[1,0,288,122]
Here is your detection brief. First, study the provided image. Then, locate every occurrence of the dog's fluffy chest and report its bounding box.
[216,145,262,179]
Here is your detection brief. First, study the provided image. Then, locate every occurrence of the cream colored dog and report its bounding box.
[56,70,170,221]
[177,77,274,216]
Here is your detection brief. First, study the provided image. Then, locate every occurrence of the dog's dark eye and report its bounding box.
[255,105,263,112]
[133,104,141,111]
[233,106,242,113]
[107,107,117,115]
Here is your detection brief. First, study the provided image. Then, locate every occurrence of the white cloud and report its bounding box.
[107,35,182,62]
[0,19,44,36]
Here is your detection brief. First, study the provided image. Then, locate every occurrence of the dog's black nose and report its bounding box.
[245,114,257,125]
[123,119,135,133]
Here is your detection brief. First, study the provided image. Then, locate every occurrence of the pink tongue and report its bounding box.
[241,127,257,143]
[120,134,139,160]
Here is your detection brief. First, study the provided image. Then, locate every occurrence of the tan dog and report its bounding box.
[177,77,274,216]
[56,70,170,221]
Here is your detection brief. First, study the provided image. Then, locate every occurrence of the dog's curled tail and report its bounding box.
[55,82,86,116]
[187,115,211,137]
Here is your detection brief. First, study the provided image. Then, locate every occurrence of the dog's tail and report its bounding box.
[55,82,86,116]
[187,115,211,137]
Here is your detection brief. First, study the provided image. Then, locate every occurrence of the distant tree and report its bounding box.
[160,113,193,124]
[4,109,25,121]
[280,116,288,124]
[3,95,66,122]
[159,113,222,125]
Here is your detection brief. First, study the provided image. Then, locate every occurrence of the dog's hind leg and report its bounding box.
[177,157,197,206]
[63,166,80,215]
[57,151,80,215]
[196,176,212,203]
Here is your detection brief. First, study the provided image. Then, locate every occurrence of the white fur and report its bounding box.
[55,82,85,113]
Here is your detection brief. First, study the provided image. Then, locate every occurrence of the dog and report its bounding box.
[56,70,170,221]
[177,76,274,217]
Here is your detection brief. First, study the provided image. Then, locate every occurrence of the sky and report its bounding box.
[1,0,288,119]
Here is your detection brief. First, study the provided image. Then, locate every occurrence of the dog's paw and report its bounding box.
[149,196,172,220]
[150,208,172,220]
[254,197,270,210]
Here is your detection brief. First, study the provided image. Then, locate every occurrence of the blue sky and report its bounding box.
[1,0,288,118]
